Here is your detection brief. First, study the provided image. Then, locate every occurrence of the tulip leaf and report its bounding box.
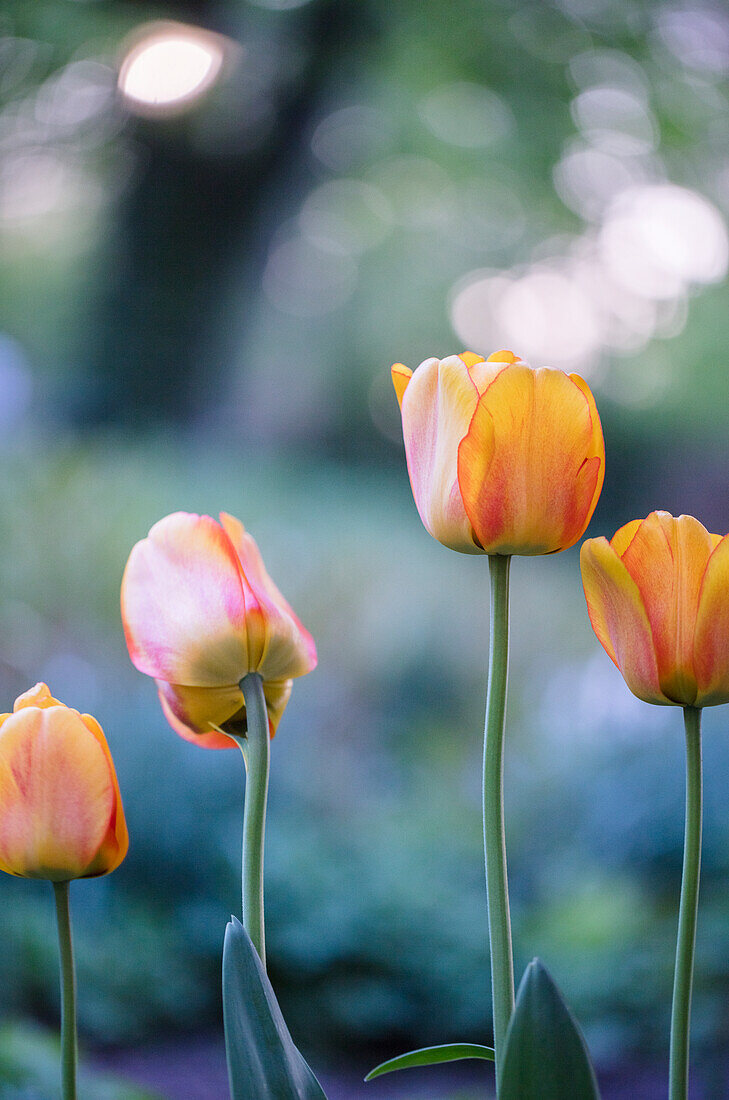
[222,917,327,1100]
[500,959,601,1100]
[365,1042,495,1080]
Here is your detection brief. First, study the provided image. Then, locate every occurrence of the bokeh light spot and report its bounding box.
[119,24,225,113]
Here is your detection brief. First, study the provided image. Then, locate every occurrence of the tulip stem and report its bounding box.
[52,880,77,1100]
[236,672,270,969]
[669,705,703,1100]
[484,553,514,1091]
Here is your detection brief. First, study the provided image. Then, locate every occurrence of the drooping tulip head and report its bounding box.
[581,511,729,707]
[121,512,317,748]
[0,684,128,880]
[392,350,604,556]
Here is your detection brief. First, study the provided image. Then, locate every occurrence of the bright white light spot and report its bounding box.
[450,266,602,371]
[569,49,649,98]
[656,6,729,75]
[571,85,657,156]
[553,141,645,221]
[119,24,224,112]
[599,183,729,299]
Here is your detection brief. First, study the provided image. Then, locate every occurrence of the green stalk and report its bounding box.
[669,705,703,1100]
[52,880,77,1100]
[231,671,270,969]
[484,553,514,1090]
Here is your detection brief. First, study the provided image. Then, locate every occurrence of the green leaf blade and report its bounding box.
[500,959,601,1100]
[222,916,327,1100]
[365,1042,495,1080]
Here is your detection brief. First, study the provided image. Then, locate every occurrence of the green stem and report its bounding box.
[52,880,77,1100]
[231,671,270,969]
[484,553,514,1091]
[669,706,703,1100]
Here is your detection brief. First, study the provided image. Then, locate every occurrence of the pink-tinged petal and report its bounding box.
[693,534,729,706]
[0,707,114,879]
[121,512,250,687]
[580,537,668,705]
[621,512,714,704]
[79,714,129,874]
[459,365,601,555]
[220,513,317,682]
[391,363,412,410]
[400,356,482,553]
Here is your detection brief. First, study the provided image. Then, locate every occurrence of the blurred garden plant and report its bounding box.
[0,683,128,1100]
[121,512,323,1099]
[368,350,605,1097]
[582,511,729,1100]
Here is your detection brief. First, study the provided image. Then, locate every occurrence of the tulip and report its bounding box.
[0,682,128,880]
[580,510,727,1100]
[122,511,317,967]
[392,350,604,556]
[121,511,317,748]
[580,510,729,708]
[0,683,128,1100]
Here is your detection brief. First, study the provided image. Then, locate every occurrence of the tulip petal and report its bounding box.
[158,677,293,748]
[459,365,601,555]
[219,514,317,682]
[391,364,413,410]
[621,512,714,704]
[400,356,482,553]
[79,714,129,874]
[580,538,667,705]
[0,707,114,879]
[610,519,642,557]
[693,534,729,706]
[121,512,250,687]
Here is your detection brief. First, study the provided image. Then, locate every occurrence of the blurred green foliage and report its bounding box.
[0,0,729,1091]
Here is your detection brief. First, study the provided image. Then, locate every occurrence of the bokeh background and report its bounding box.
[1,0,729,1096]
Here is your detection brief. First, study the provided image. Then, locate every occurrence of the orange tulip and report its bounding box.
[0,684,128,880]
[121,512,317,749]
[392,350,604,556]
[581,511,729,707]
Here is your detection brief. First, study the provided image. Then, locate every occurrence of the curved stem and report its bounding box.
[484,553,514,1090]
[669,705,703,1100]
[52,880,77,1100]
[233,671,270,969]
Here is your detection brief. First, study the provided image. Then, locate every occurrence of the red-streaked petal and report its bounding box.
[391,363,413,410]
[693,533,729,706]
[219,514,317,682]
[459,365,601,555]
[400,355,482,554]
[580,537,668,705]
[621,512,714,705]
[0,706,115,879]
[121,512,250,687]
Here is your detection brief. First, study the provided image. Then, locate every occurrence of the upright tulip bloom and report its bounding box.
[389,350,605,1088]
[121,511,316,967]
[0,683,128,1100]
[581,511,728,1100]
[393,350,604,556]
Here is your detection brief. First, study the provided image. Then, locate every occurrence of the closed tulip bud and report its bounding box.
[0,684,128,880]
[392,350,604,556]
[581,511,729,707]
[121,512,317,748]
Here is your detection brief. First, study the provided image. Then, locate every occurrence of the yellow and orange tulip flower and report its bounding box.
[0,683,128,880]
[392,350,604,556]
[121,511,317,748]
[581,511,729,707]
